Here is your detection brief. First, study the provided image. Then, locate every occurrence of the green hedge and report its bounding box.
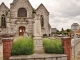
[43,38,64,54]
[11,37,34,56]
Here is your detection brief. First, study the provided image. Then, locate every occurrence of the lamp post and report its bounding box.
[71,23,79,58]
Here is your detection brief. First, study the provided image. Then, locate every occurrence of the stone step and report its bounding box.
[9,54,67,60]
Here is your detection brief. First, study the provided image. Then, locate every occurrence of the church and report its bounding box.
[0,0,51,37]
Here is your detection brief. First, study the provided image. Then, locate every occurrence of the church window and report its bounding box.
[40,15,44,28]
[18,8,27,17]
[1,14,6,28]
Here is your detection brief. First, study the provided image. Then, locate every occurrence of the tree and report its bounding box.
[56,30,60,34]
[61,28,64,34]
[61,28,64,32]
[66,29,71,33]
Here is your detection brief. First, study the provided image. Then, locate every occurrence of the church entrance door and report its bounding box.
[19,26,25,36]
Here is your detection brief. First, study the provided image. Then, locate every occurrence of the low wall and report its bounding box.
[9,54,67,60]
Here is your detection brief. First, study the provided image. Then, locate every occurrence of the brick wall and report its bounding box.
[2,38,13,60]
[62,37,72,60]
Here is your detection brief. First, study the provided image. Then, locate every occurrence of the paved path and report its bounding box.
[0,44,3,60]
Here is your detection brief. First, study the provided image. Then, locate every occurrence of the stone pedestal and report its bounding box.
[2,37,13,60]
[62,37,72,60]
[33,14,44,54]
[34,37,44,54]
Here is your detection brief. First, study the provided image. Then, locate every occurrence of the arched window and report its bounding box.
[18,8,27,17]
[40,15,44,28]
[1,14,6,28]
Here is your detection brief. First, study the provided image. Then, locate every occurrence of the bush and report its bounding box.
[43,38,63,54]
[11,37,34,56]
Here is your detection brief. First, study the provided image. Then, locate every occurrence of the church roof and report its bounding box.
[36,3,49,14]
[0,2,9,10]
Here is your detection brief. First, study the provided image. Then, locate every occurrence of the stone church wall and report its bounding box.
[36,5,50,36]
[10,0,33,18]
[0,0,51,36]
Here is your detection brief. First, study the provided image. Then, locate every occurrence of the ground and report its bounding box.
[0,43,3,60]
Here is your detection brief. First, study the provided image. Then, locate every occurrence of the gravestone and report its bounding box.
[33,14,44,53]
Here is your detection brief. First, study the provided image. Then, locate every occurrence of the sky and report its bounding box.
[0,0,80,30]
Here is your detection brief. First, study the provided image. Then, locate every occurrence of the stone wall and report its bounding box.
[9,54,67,60]
[36,4,50,36]
[9,18,34,36]
[0,0,51,36]
[0,2,9,27]
[10,0,33,18]
[72,38,80,57]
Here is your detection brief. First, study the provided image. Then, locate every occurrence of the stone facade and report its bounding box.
[0,0,51,36]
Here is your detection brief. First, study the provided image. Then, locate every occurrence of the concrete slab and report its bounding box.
[9,54,67,60]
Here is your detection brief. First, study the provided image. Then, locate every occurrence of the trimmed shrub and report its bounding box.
[11,37,34,56]
[43,38,63,54]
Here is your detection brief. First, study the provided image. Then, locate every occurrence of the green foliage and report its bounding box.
[43,38,63,54]
[66,29,71,33]
[11,37,34,56]
[64,32,68,35]
[56,30,62,34]
[56,30,59,34]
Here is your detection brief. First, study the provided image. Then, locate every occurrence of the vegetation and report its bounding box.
[11,36,34,56]
[43,38,64,54]
[56,28,71,35]
[11,36,64,55]
[61,28,64,34]
[66,29,71,33]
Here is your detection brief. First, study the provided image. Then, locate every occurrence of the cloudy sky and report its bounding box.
[0,0,80,30]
